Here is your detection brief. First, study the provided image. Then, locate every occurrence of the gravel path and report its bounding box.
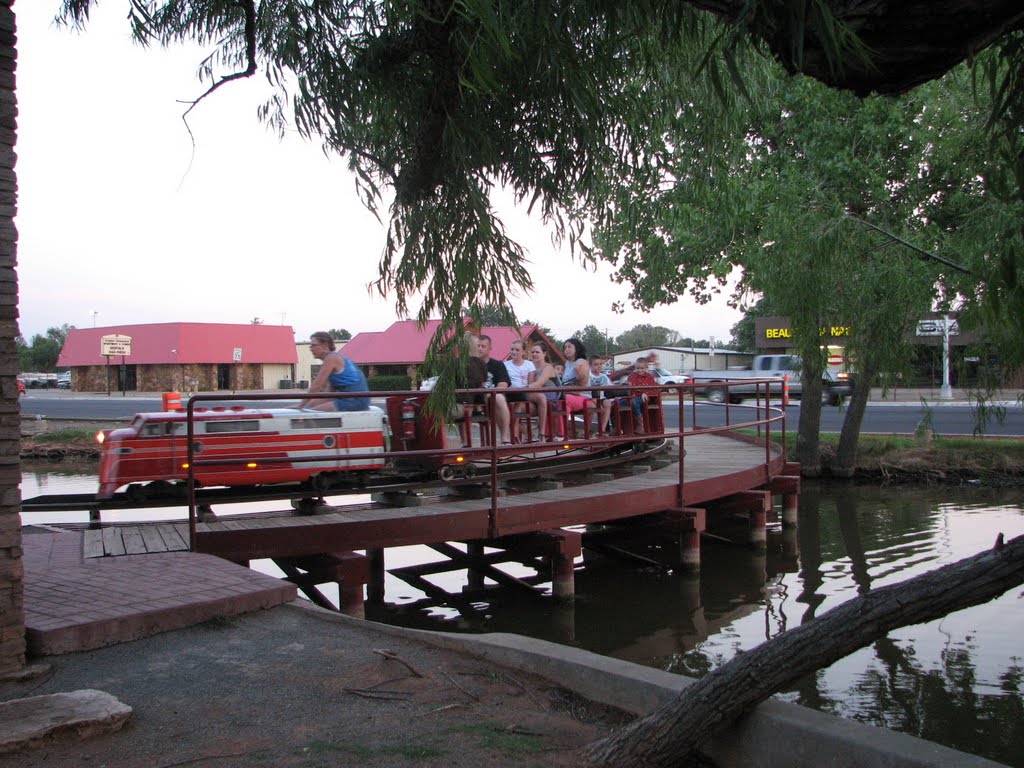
[1,604,629,767]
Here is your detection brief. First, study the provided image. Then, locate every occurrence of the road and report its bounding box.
[19,391,1024,436]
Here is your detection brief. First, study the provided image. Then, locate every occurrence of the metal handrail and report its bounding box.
[183,381,787,548]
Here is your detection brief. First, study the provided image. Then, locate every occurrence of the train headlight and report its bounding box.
[95,431,105,444]
[246,463,257,469]
[455,456,465,464]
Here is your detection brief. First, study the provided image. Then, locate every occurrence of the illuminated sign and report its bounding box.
[763,326,849,339]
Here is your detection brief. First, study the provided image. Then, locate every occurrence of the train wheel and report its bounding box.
[146,480,173,499]
[126,484,146,502]
[439,466,457,482]
[706,386,727,404]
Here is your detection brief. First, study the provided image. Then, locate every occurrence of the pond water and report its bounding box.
[19,464,1024,766]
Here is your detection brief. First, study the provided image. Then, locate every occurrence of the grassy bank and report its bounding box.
[21,424,104,459]
[813,434,1024,485]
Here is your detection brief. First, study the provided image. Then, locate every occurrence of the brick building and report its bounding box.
[58,323,298,393]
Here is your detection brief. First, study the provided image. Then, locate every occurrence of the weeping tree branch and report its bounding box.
[582,532,1024,768]
[180,0,258,119]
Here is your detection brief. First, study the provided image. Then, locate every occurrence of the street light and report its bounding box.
[89,309,99,327]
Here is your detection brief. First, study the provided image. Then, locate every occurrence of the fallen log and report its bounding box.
[581,533,1024,768]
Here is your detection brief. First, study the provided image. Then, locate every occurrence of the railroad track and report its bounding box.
[22,438,672,514]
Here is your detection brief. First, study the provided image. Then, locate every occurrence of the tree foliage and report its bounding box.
[614,324,681,351]
[17,325,73,372]
[55,0,1024,434]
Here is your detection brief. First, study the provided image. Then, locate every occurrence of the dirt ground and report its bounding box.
[0,604,631,768]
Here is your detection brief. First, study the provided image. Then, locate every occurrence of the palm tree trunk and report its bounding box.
[0,0,25,673]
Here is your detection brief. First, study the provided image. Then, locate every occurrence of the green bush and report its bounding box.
[367,375,412,392]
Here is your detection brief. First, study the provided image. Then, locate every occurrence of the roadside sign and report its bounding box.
[233,347,243,362]
[916,319,959,337]
[827,355,843,366]
[101,334,132,356]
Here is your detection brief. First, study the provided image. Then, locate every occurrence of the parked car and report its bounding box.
[652,368,689,386]
[56,372,72,389]
[419,376,439,392]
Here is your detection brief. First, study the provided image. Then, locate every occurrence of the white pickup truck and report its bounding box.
[688,354,852,405]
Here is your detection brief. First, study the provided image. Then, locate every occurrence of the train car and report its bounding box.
[384,390,665,481]
[96,391,668,499]
[97,406,387,498]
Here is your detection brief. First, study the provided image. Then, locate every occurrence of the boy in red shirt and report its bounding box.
[620,356,657,432]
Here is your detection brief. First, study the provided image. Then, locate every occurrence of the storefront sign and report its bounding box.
[101,334,132,356]
[916,319,959,337]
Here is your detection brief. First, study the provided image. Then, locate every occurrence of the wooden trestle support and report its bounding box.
[230,462,801,617]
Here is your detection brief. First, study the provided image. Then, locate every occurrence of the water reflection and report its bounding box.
[370,482,1024,766]
[19,466,1024,766]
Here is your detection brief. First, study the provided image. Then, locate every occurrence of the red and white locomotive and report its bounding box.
[96,392,665,499]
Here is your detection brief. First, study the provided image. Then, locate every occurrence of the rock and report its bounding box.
[0,689,132,753]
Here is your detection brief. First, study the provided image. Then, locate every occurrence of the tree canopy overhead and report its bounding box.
[57,2,1024,305]
[55,1,1024,401]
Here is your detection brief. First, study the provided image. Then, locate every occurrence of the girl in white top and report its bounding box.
[504,339,536,387]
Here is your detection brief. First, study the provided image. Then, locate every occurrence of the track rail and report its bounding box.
[22,439,670,514]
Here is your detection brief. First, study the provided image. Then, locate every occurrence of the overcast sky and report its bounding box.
[16,3,743,345]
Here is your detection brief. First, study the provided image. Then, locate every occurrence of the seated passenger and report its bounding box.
[456,331,488,404]
[299,331,370,411]
[477,334,512,444]
[561,338,594,433]
[527,343,562,440]
[504,339,536,442]
[588,355,614,434]
[619,356,658,433]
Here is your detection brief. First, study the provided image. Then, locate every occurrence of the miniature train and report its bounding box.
[96,392,666,499]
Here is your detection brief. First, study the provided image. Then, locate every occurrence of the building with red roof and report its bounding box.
[342,320,563,383]
[58,323,298,392]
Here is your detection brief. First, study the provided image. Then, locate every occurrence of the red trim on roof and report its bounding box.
[58,323,298,366]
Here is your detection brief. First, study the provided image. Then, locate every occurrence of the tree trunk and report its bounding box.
[581,533,1024,768]
[0,0,24,674]
[795,373,823,476]
[831,361,877,477]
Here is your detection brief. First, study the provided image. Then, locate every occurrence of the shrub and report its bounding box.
[367,375,412,392]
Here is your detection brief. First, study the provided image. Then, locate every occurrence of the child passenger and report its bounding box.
[588,355,613,433]
[620,356,657,433]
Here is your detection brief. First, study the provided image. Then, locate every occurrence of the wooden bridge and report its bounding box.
[79,425,799,615]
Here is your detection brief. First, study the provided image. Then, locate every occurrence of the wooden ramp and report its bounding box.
[84,522,190,558]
